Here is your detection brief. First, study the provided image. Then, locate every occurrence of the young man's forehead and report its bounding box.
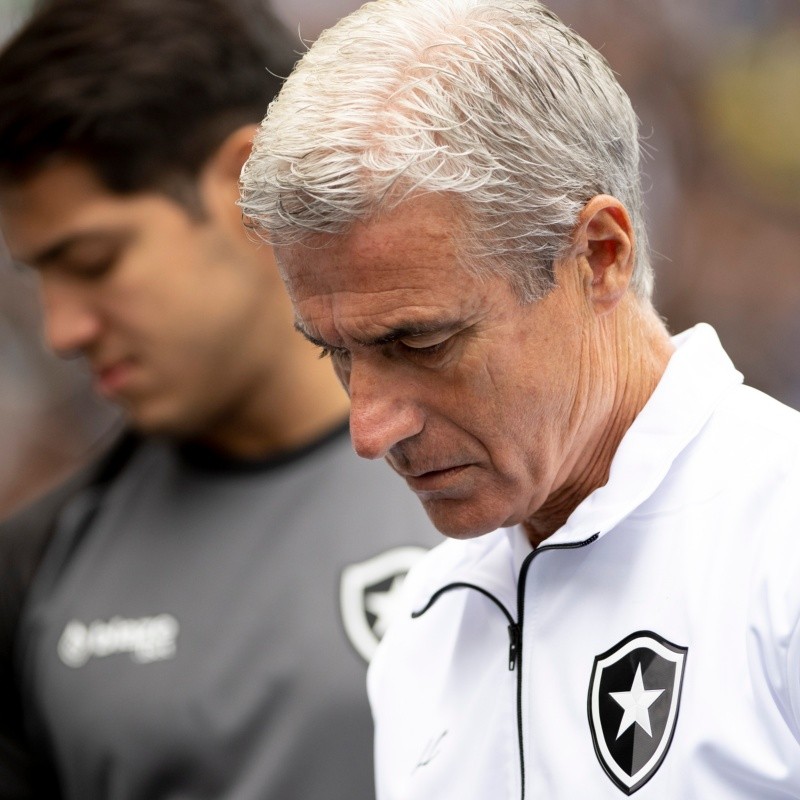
[0,172,125,265]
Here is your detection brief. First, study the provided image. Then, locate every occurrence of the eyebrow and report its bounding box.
[294,319,459,350]
[22,230,129,268]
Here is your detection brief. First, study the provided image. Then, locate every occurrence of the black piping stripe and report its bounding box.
[411,582,515,626]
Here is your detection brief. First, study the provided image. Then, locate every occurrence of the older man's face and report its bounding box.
[278,194,598,539]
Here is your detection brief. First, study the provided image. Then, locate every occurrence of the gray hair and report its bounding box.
[240,0,653,301]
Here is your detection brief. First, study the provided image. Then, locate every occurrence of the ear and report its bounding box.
[571,194,635,314]
[198,124,258,225]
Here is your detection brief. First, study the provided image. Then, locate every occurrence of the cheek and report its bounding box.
[105,251,194,329]
[464,368,563,476]
[430,347,522,444]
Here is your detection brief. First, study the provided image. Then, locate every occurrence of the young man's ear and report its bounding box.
[198,124,258,221]
[572,194,635,314]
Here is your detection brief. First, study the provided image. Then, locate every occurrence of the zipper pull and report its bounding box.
[507,624,520,671]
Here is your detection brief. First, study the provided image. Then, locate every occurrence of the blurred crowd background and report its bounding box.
[1,0,799,517]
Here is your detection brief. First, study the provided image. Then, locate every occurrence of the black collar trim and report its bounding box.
[175,418,350,474]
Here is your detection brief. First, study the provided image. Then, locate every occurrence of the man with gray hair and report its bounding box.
[240,0,800,797]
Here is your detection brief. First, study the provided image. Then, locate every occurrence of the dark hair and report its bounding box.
[0,0,296,200]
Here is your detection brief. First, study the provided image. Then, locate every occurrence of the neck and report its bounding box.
[523,299,673,547]
[201,343,349,459]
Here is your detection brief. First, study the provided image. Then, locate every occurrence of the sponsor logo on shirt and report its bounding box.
[340,546,428,663]
[57,614,180,668]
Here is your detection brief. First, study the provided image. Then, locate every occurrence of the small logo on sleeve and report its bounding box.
[413,730,448,772]
[57,614,180,668]
[588,631,687,795]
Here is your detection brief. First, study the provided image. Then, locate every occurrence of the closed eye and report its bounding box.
[398,339,448,357]
[398,331,453,357]
[308,329,455,362]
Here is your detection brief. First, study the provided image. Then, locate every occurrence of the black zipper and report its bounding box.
[511,533,599,800]
[410,533,599,799]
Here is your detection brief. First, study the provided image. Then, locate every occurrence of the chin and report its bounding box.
[420,496,508,540]
[125,400,191,438]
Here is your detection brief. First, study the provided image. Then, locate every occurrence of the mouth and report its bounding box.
[401,464,471,493]
[94,358,135,398]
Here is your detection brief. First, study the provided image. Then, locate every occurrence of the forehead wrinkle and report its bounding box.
[283,194,475,348]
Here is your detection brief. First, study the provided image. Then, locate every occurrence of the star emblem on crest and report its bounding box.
[609,662,665,738]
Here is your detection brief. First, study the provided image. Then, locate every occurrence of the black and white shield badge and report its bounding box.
[588,631,688,795]
[340,546,428,663]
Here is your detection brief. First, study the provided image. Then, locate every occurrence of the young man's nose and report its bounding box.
[40,277,101,356]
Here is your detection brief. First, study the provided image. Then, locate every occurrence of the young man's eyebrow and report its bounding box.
[22,230,127,268]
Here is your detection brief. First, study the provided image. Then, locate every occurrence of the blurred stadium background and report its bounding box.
[1,0,799,516]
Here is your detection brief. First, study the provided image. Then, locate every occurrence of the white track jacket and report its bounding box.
[369,324,800,799]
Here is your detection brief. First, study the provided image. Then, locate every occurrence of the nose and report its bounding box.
[347,358,425,460]
[39,275,102,356]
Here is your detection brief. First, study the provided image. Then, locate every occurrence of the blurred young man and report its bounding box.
[241,0,800,797]
[0,1,437,797]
